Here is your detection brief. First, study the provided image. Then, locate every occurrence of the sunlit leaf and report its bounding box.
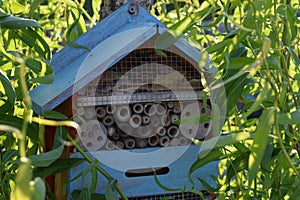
[0,69,16,113]
[0,15,40,29]
[248,107,275,185]
[277,108,300,125]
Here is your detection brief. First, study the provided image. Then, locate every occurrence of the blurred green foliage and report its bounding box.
[0,0,299,199]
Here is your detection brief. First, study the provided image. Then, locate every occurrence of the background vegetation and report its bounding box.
[0,0,299,199]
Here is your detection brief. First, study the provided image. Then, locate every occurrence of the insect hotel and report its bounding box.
[30,2,218,199]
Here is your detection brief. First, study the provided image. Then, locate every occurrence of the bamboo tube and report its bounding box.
[142,115,150,125]
[167,102,174,108]
[123,138,136,149]
[156,126,166,136]
[170,137,179,146]
[151,115,162,128]
[138,126,152,138]
[167,126,180,138]
[170,114,180,124]
[144,103,157,116]
[115,141,125,149]
[180,124,197,139]
[159,136,170,147]
[118,123,133,136]
[129,114,142,128]
[148,135,159,146]
[173,102,181,113]
[107,126,116,136]
[102,115,114,126]
[135,138,148,148]
[96,106,106,118]
[84,107,95,119]
[156,104,167,115]
[105,141,115,151]
[132,103,144,114]
[106,105,117,114]
[178,136,189,146]
[111,133,120,141]
[163,115,171,127]
[115,105,131,122]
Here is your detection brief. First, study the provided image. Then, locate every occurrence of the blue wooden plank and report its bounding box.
[30,25,157,114]
[69,145,218,197]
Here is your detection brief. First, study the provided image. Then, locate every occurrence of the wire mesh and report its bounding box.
[77,48,204,106]
[126,191,215,200]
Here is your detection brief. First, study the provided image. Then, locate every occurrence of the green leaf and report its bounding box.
[0,69,16,113]
[277,108,300,125]
[248,107,275,185]
[155,6,215,50]
[26,58,54,84]
[286,46,300,67]
[105,179,119,200]
[66,10,90,52]
[194,132,253,150]
[92,0,101,21]
[290,182,300,200]
[33,158,85,178]
[205,39,231,54]
[31,177,46,200]
[43,110,68,120]
[226,153,249,183]
[0,15,40,29]
[244,80,270,119]
[154,169,181,192]
[219,57,255,70]
[198,178,218,193]
[188,189,204,199]
[189,148,225,174]
[28,143,64,167]
[16,28,51,60]
[29,0,43,17]
[0,113,39,142]
[11,158,32,200]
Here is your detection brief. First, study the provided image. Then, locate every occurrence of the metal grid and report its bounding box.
[126,191,214,200]
[77,48,204,106]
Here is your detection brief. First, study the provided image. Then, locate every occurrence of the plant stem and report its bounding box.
[274,114,300,178]
[66,134,128,200]
[17,58,32,158]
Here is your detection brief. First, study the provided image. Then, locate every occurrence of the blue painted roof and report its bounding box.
[29,2,205,115]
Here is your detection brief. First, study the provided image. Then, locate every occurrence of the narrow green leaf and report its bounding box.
[153,170,181,192]
[198,178,218,193]
[226,153,249,183]
[28,143,64,167]
[33,158,85,178]
[43,110,68,120]
[0,113,39,142]
[244,80,270,119]
[0,69,16,113]
[29,0,43,17]
[248,107,275,185]
[105,179,119,200]
[189,148,225,174]
[277,108,300,125]
[188,189,204,199]
[92,0,101,21]
[286,46,300,67]
[205,39,231,54]
[290,182,300,200]
[194,132,253,151]
[66,10,90,51]
[219,57,255,70]
[26,58,54,84]
[0,15,40,29]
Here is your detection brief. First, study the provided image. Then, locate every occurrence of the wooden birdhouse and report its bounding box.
[30,2,219,199]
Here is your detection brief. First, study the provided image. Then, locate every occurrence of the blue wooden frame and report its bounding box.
[69,145,218,197]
